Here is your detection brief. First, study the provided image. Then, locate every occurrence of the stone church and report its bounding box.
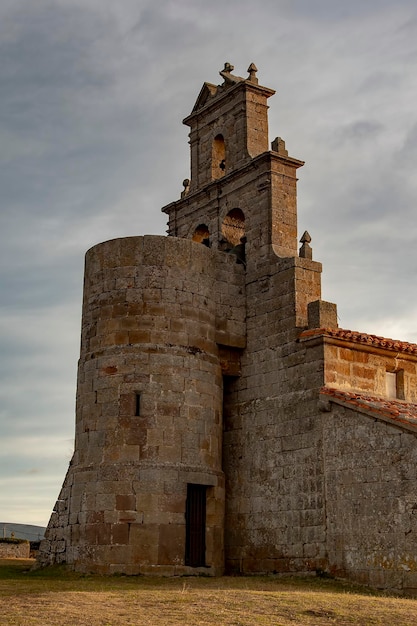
[38,63,417,592]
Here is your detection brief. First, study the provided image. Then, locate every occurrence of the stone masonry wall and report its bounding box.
[270,156,302,258]
[223,253,327,574]
[323,404,417,593]
[185,81,272,191]
[0,541,30,558]
[324,341,417,402]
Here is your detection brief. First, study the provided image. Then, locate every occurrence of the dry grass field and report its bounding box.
[1,558,417,625]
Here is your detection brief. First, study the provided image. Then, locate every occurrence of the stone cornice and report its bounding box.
[161,151,304,216]
[183,79,276,127]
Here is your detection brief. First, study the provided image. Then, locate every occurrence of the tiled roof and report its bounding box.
[320,386,417,432]
[299,327,417,355]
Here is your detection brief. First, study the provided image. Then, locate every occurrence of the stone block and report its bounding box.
[111,523,129,545]
[158,524,185,565]
[129,524,159,563]
[307,300,338,330]
[116,494,136,511]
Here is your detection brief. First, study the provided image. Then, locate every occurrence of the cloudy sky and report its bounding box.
[1,0,417,527]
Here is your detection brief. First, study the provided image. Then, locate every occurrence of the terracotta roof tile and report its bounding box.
[299,327,417,355]
[320,386,417,432]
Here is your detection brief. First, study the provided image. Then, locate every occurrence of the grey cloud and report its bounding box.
[336,120,384,141]
[357,70,404,95]
[0,3,165,230]
[284,0,416,21]
[2,0,417,526]
[399,123,417,160]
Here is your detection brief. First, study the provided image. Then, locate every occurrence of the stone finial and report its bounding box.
[181,178,190,198]
[219,62,244,85]
[299,231,312,259]
[247,63,258,84]
[271,137,288,156]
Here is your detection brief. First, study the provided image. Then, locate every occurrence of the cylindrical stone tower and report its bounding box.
[39,235,225,574]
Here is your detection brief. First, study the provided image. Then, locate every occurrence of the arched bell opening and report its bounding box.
[192,224,211,247]
[220,208,246,265]
[221,208,245,248]
[212,134,226,180]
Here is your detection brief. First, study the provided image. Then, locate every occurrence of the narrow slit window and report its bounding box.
[135,393,141,416]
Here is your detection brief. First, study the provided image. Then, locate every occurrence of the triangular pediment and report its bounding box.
[191,82,219,113]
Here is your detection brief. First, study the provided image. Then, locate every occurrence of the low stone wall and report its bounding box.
[0,540,30,558]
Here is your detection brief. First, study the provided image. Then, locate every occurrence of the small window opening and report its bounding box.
[135,393,141,416]
[185,484,207,567]
[385,370,405,400]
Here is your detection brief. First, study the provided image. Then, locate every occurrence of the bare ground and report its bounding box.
[1,559,416,626]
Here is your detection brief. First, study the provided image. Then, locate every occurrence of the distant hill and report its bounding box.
[0,523,46,542]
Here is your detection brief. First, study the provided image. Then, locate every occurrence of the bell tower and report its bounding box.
[163,62,305,261]
[185,62,274,189]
